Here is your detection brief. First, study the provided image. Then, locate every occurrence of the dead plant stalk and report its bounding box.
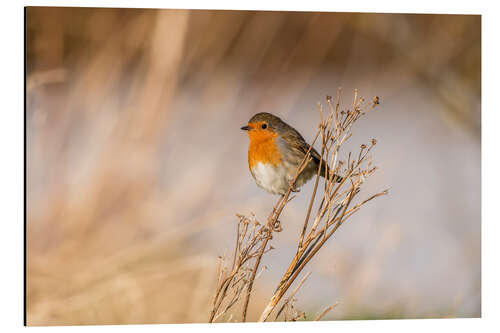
[209,89,387,323]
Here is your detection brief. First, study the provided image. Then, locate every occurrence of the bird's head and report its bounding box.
[241,112,284,142]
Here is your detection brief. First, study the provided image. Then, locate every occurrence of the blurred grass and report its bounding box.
[26,7,480,325]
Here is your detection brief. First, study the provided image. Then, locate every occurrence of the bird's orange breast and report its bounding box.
[247,125,282,169]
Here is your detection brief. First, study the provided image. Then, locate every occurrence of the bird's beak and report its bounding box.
[241,125,250,131]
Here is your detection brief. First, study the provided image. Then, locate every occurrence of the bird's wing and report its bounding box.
[278,125,342,182]
[281,126,323,165]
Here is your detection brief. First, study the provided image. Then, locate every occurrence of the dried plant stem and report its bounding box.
[240,198,281,322]
[315,302,339,321]
[210,90,385,324]
[274,272,311,320]
[241,131,321,321]
[257,92,386,322]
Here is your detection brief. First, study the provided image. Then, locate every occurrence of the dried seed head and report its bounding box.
[326,95,332,102]
[373,96,380,106]
[371,138,377,145]
[361,144,367,149]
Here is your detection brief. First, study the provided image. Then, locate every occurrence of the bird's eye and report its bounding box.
[261,123,268,129]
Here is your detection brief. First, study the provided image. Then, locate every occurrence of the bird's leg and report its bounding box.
[289,182,300,192]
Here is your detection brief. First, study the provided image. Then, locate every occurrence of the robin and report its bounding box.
[241,112,341,195]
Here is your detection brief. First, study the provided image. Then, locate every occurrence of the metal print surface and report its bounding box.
[25,7,480,325]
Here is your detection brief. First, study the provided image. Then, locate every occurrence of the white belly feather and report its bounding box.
[250,162,290,195]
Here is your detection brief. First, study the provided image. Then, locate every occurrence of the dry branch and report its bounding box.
[209,89,386,323]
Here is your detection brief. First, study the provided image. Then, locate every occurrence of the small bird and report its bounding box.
[241,112,341,195]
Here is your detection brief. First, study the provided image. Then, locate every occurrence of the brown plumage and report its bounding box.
[241,112,341,195]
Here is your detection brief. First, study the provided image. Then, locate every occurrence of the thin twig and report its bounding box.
[210,90,386,324]
[274,272,312,320]
[315,302,339,321]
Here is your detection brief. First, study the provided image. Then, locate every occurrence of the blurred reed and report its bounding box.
[26,7,480,325]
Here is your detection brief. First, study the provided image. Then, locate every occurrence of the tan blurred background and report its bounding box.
[26,7,480,325]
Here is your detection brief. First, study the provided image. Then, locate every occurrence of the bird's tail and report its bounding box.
[319,162,343,183]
